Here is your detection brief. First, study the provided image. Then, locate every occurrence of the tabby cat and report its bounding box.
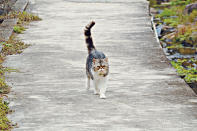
[84,21,109,99]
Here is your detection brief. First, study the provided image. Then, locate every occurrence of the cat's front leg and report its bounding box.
[99,77,107,99]
[100,87,106,99]
[93,80,100,95]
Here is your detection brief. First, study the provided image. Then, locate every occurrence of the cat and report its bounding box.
[84,21,109,99]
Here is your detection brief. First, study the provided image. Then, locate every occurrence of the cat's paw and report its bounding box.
[94,92,99,95]
[86,86,90,90]
[94,89,100,95]
[100,94,106,99]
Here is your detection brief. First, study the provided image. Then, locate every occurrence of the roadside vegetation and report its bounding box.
[0,97,11,130]
[0,2,41,129]
[148,0,197,92]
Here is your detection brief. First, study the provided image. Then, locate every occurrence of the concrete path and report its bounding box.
[4,0,197,130]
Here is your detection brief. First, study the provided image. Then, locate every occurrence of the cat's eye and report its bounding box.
[101,66,106,68]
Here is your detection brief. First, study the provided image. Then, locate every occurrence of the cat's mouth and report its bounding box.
[99,74,104,77]
[99,71,106,76]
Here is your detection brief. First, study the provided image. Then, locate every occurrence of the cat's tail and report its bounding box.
[84,21,96,54]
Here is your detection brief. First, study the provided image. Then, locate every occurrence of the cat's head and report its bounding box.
[92,58,109,77]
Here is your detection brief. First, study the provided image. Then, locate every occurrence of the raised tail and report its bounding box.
[84,21,96,54]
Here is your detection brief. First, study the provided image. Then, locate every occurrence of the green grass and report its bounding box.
[148,0,195,7]
[185,74,197,83]
[0,98,11,130]
[157,8,177,18]
[2,11,41,24]
[171,59,197,83]
[0,66,11,94]
[1,36,30,56]
[170,0,191,6]
[163,18,179,27]
[148,0,157,7]
[166,44,183,49]
[13,26,25,34]
[18,11,42,24]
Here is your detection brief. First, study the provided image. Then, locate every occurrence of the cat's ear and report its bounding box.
[104,58,108,62]
[93,58,96,64]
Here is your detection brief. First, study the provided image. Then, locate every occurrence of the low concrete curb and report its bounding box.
[150,16,160,45]
[0,0,29,41]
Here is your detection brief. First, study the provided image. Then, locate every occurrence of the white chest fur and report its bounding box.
[87,70,108,99]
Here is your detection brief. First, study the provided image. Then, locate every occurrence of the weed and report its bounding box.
[0,98,11,130]
[1,36,30,56]
[174,24,197,45]
[166,44,183,49]
[170,0,190,6]
[18,11,41,25]
[13,25,25,34]
[187,10,197,23]
[164,18,179,27]
[148,0,157,7]
[185,74,197,83]
[171,59,197,83]
[157,8,177,18]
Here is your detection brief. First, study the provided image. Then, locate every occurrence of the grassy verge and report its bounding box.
[149,0,197,85]
[0,11,41,130]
